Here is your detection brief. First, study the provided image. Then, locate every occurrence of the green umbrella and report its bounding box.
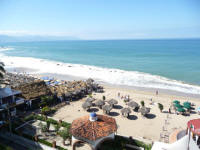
[177,107,185,112]
[183,102,191,106]
[173,100,180,104]
[183,104,191,109]
[174,103,182,108]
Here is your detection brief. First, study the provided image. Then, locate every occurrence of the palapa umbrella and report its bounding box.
[127,101,139,109]
[177,107,185,112]
[173,100,180,104]
[108,99,118,107]
[139,107,150,116]
[94,100,105,108]
[82,101,92,110]
[86,97,95,102]
[102,105,112,114]
[121,107,131,117]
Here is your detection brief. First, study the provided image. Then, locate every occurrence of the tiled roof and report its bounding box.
[187,119,200,135]
[70,114,117,141]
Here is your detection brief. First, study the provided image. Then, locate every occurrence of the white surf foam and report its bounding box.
[0,47,14,52]
[1,53,200,95]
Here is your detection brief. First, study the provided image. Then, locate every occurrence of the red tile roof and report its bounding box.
[70,114,117,141]
[187,119,200,135]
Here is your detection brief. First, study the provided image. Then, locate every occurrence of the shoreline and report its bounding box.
[6,67,200,99]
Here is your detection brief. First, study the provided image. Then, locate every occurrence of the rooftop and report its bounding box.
[187,119,200,136]
[70,114,117,141]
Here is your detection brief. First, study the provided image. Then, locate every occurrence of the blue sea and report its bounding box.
[1,39,200,95]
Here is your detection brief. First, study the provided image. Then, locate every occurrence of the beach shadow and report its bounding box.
[162,111,169,114]
[114,105,123,109]
[146,113,156,119]
[190,111,197,114]
[87,108,99,112]
[128,115,138,120]
[109,112,120,117]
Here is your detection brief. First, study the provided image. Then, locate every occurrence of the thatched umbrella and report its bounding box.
[128,101,139,110]
[139,107,150,116]
[108,99,118,107]
[102,105,112,114]
[86,97,95,102]
[121,107,131,118]
[82,101,92,111]
[94,100,105,109]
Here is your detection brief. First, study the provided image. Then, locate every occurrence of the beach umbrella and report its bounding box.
[127,101,139,109]
[102,105,112,114]
[174,103,182,108]
[139,107,150,116]
[86,97,95,102]
[177,107,185,112]
[94,100,105,108]
[82,101,92,110]
[197,107,200,112]
[184,104,191,110]
[173,100,180,104]
[183,102,191,106]
[121,107,131,117]
[108,99,118,107]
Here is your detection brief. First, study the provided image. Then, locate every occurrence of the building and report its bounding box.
[0,87,24,126]
[187,119,200,146]
[70,112,117,150]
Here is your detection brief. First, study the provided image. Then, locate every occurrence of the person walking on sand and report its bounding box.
[156,90,158,95]
[118,92,120,98]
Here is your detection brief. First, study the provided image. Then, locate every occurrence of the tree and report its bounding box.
[46,120,51,132]
[103,95,106,101]
[140,101,145,107]
[158,103,164,112]
[0,62,5,82]
[54,124,61,134]
[59,128,71,145]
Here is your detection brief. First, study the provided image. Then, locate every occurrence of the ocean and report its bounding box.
[0,39,200,95]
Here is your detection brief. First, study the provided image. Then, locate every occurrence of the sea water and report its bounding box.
[0,39,200,95]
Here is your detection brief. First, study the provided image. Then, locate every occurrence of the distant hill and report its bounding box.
[0,35,80,43]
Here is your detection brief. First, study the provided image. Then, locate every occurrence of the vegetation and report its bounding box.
[103,95,106,101]
[58,128,71,145]
[54,124,61,133]
[40,95,56,107]
[158,103,164,112]
[0,61,5,79]
[99,135,152,150]
[0,143,13,150]
[140,101,145,107]
[88,93,93,98]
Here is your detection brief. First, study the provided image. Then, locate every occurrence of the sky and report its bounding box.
[0,0,200,40]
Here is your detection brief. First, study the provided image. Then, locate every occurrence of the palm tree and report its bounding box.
[59,128,71,145]
[0,61,5,79]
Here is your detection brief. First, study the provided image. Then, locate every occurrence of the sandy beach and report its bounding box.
[52,83,200,143]
[6,68,200,143]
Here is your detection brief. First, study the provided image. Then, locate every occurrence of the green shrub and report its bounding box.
[61,121,71,129]
[140,101,145,107]
[24,114,35,121]
[41,106,51,115]
[35,115,46,121]
[0,143,13,150]
[158,103,164,112]
[103,95,106,101]
[47,118,58,125]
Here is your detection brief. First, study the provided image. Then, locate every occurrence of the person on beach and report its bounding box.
[118,92,120,98]
[156,90,158,95]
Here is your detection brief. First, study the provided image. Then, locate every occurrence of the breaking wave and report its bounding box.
[1,52,200,95]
